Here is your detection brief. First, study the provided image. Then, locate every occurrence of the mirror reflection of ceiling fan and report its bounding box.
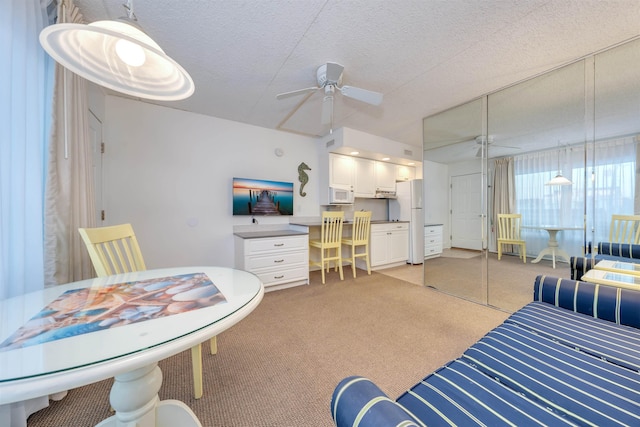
[276,62,383,131]
[473,135,520,157]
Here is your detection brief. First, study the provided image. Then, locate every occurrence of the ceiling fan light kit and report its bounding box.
[39,0,194,101]
[277,62,383,132]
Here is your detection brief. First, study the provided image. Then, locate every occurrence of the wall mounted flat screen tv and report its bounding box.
[233,177,294,215]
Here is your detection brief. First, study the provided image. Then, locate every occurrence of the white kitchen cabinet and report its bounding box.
[424,224,443,259]
[374,161,396,192]
[234,232,309,291]
[353,157,376,198]
[370,222,409,268]
[329,153,355,190]
[396,165,415,182]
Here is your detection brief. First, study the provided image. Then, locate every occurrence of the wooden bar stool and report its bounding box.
[341,211,372,278]
[309,211,345,284]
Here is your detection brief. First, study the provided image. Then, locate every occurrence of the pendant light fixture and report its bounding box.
[39,0,194,101]
[546,143,572,186]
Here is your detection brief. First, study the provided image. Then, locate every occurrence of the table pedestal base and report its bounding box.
[95,364,202,427]
[530,229,569,269]
[531,247,570,269]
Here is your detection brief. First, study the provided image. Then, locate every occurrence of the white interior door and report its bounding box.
[451,173,482,250]
[89,110,103,224]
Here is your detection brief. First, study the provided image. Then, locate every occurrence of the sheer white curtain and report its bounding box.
[44,0,96,287]
[491,157,515,251]
[587,136,637,244]
[0,0,53,300]
[0,1,55,424]
[513,146,586,257]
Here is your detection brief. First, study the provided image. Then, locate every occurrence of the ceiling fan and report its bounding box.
[276,62,383,129]
[473,135,520,157]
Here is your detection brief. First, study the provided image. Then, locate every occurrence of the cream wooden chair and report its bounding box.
[309,211,345,284]
[609,214,640,244]
[497,213,526,263]
[78,223,215,399]
[341,211,372,278]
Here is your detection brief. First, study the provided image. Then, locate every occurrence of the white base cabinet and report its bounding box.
[424,224,443,259]
[369,223,409,269]
[234,233,309,291]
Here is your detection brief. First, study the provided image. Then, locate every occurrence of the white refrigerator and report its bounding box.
[389,179,425,264]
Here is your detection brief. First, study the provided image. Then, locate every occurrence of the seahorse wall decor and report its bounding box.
[298,162,311,197]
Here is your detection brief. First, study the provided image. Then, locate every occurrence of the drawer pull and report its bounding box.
[273,243,284,247]
[274,275,284,279]
[274,259,285,263]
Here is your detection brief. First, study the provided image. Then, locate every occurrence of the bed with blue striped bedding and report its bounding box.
[331,275,640,427]
[507,302,640,371]
[462,323,640,426]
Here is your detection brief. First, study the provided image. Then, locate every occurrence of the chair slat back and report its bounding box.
[609,214,640,244]
[320,211,344,249]
[497,213,522,241]
[351,211,372,244]
[78,223,146,277]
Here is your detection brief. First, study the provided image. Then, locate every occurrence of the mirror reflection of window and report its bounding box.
[423,37,640,313]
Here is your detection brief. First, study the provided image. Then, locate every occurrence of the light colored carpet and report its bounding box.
[27,269,509,427]
[440,248,482,259]
[425,251,570,312]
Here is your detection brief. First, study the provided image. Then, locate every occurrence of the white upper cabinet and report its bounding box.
[353,158,376,198]
[329,153,354,189]
[396,165,415,182]
[375,161,396,192]
[327,153,413,199]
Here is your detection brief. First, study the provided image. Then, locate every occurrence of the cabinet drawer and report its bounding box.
[246,251,307,270]
[254,266,309,286]
[371,223,409,232]
[247,235,307,254]
[424,246,442,256]
[424,236,442,245]
[424,226,443,235]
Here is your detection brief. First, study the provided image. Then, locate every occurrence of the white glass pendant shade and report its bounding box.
[545,173,572,186]
[39,20,194,101]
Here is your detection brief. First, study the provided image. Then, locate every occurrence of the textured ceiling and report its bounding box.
[72,0,640,151]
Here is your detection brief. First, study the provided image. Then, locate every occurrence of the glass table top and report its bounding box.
[0,267,262,385]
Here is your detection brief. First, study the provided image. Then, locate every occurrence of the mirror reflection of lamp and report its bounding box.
[546,143,572,186]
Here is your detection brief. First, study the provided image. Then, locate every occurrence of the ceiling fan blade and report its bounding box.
[321,96,333,125]
[339,85,383,106]
[325,62,344,83]
[493,144,521,150]
[276,86,319,100]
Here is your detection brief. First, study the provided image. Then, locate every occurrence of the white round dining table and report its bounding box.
[0,266,263,427]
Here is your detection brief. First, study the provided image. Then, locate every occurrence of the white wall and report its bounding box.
[103,96,320,269]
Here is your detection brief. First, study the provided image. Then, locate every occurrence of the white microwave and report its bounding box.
[329,187,354,204]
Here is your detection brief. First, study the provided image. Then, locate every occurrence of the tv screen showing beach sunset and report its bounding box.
[233,177,294,215]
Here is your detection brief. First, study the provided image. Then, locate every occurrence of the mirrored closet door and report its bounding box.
[422,37,640,312]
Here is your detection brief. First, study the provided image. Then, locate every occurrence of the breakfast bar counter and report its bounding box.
[233,229,307,239]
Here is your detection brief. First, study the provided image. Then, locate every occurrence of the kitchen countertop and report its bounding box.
[233,229,308,239]
[289,219,408,227]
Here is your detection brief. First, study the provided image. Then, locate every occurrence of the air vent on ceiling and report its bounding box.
[404,149,413,156]
[326,139,335,148]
